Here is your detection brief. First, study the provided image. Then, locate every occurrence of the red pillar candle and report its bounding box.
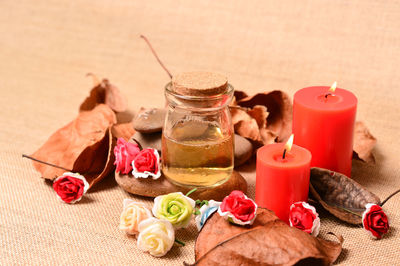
[256,135,312,223]
[292,83,357,177]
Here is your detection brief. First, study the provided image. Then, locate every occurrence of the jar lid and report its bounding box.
[171,71,228,96]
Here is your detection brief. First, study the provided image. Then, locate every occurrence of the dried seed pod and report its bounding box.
[310,167,381,224]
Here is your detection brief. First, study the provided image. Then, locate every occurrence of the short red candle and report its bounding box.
[256,143,311,223]
[293,86,357,177]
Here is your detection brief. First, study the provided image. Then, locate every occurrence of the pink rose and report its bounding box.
[289,201,320,236]
[53,172,89,204]
[114,138,140,174]
[218,190,257,225]
[362,203,389,239]
[132,148,161,179]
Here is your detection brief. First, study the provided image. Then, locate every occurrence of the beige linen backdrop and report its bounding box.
[1,0,399,265]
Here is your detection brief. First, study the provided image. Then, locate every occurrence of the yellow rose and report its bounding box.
[119,199,152,235]
[137,217,175,257]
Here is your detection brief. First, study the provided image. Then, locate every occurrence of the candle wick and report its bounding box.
[282,149,287,159]
[324,93,332,99]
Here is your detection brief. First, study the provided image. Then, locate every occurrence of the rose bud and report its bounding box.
[289,201,320,237]
[362,203,389,239]
[218,190,257,226]
[53,172,89,204]
[114,138,141,174]
[119,199,152,235]
[137,217,175,257]
[131,148,161,179]
[195,200,221,231]
[152,192,196,229]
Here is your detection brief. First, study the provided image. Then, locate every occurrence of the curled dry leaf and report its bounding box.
[111,122,136,141]
[310,167,381,225]
[31,104,117,187]
[80,74,127,113]
[230,90,292,145]
[193,208,343,265]
[353,121,377,163]
[236,90,293,142]
[230,107,260,142]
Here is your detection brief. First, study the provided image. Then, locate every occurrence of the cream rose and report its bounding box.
[119,199,152,235]
[137,217,175,257]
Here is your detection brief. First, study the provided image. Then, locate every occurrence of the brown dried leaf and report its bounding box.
[31,104,117,186]
[72,127,115,187]
[247,105,268,129]
[310,167,381,224]
[111,122,136,141]
[230,107,261,142]
[194,208,343,265]
[80,75,127,113]
[237,90,292,142]
[353,121,377,163]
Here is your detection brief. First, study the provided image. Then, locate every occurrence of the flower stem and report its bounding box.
[380,188,400,207]
[22,154,72,172]
[186,188,197,197]
[175,238,185,246]
[140,35,172,79]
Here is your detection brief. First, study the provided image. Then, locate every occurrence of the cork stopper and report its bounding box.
[171,71,228,96]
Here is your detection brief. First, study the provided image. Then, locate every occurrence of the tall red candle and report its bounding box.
[292,84,357,177]
[256,136,311,223]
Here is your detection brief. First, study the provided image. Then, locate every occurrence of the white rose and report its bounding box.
[119,199,152,235]
[137,217,175,257]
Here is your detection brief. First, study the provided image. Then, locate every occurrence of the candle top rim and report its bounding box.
[257,143,311,168]
[294,86,357,111]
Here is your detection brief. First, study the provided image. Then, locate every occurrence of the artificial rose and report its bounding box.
[152,192,195,229]
[362,203,389,239]
[218,190,257,225]
[53,172,89,204]
[119,199,152,235]
[289,201,320,237]
[137,217,175,257]
[132,148,161,179]
[195,200,221,231]
[114,138,141,174]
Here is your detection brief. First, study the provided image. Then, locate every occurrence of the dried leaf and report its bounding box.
[31,104,117,186]
[111,122,136,141]
[237,90,292,142]
[247,105,268,129]
[310,167,381,224]
[230,107,260,142]
[353,121,377,163]
[194,208,343,265]
[72,127,115,187]
[80,75,127,113]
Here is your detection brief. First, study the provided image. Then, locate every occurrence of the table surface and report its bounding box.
[1,0,399,265]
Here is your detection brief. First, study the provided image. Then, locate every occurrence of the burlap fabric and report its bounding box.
[1,0,399,265]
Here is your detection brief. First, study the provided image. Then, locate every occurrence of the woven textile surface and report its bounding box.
[1,0,399,265]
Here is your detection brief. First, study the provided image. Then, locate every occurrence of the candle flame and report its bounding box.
[329,81,337,93]
[285,134,294,153]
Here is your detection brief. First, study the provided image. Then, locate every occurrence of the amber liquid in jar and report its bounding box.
[162,120,234,187]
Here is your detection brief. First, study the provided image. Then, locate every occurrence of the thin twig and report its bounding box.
[140,35,172,79]
[380,188,400,206]
[22,154,72,172]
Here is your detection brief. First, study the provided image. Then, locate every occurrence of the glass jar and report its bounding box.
[161,81,234,188]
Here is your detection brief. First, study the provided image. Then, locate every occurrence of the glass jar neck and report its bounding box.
[164,82,234,111]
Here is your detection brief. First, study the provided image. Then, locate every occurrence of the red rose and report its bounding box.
[289,202,320,236]
[53,172,89,204]
[114,138,141,174]
[132,148,161,179]
[218,190,257,225]
[362,204,389,239]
